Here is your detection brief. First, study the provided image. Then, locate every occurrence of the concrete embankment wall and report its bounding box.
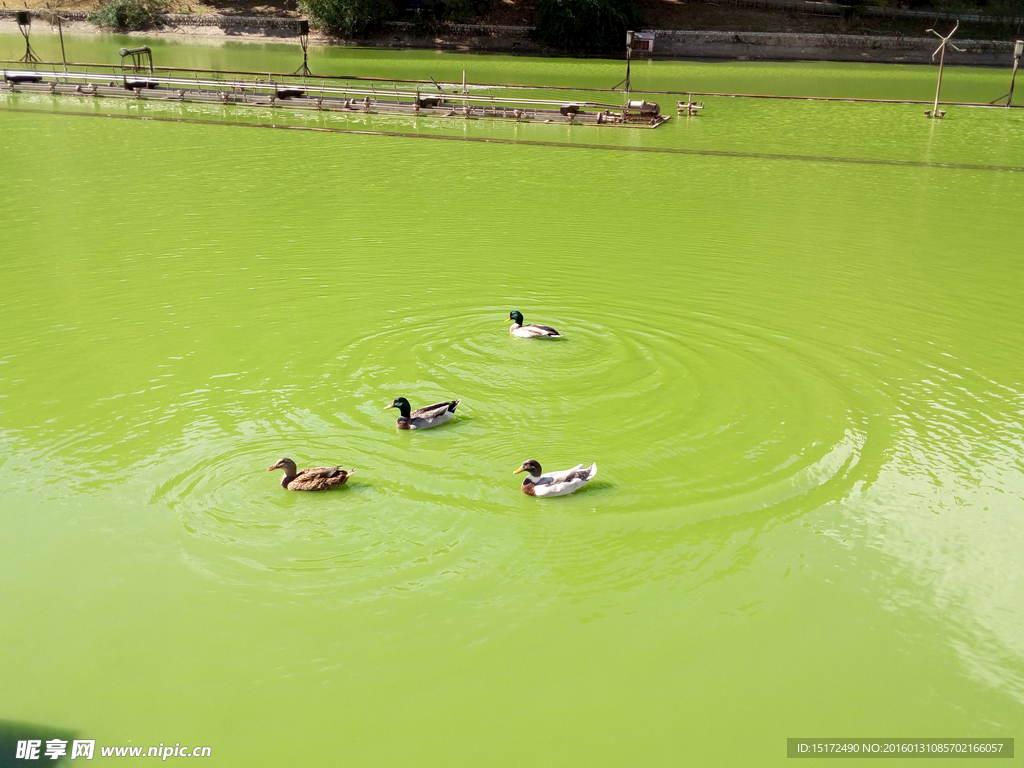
[646,30,1015,66]
[362,25,1016,66]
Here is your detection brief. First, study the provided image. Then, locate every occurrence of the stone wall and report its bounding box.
[645,30,1016,65]
[0,10,1017,65]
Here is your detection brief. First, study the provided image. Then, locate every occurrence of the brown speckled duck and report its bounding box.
[267,457,355,491]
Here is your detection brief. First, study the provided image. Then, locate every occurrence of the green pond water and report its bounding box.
[2,33,1023,766]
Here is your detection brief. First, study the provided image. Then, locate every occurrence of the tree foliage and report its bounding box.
[300,0,397,37]
[88,0,166,30]
[438,0,480,23]
[535,0,641,54]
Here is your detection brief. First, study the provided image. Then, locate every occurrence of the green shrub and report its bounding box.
[300,0,397,37]
[88,0,166,30]
[985,0,1024,22]
[535,0,640,54]
[440,0,480,23]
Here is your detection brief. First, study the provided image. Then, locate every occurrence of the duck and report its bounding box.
[506,310,562,338]
[267,457,355,491]
[513,459,596,497]
[385,396,461,430]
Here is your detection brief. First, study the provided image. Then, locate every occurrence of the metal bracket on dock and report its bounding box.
[120,46,154,74]
[17,11,41,64]
[677,96,705,116]
[292,19,312,77]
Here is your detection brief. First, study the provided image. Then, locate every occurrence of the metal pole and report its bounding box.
[926,22,961,118]
[17,12,40,64]
[931,40,945,118]
[58,14,67,72]
[625,30,633,95]
[1008,40,1023,107]
[625,47,631,95]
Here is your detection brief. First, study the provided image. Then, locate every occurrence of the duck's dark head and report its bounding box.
[384,397,412,417]
[267,457,297,473]
[514,459,543,477]
[506,310,524,325]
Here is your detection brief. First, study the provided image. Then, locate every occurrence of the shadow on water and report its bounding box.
[536,425,893,598]
[5,105,1024,173]
[0,720,78,767]
[574,479,613,495]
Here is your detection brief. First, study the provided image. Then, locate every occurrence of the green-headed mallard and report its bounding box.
[384,397,461,430]
[506,310,562,338]
[513,459,596,496]
[267,457,355,491]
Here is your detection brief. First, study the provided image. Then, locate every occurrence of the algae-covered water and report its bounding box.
[1,33,1023,766]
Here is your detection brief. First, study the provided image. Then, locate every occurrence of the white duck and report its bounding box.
[513,459,596,497]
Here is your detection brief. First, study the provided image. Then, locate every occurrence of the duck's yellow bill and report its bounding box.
[513,467,525,474]
[383,403,394,410]
[504,317,512,323]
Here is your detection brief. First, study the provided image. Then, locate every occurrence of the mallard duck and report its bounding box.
[513,459,596,496]
[385,397,461,430]
[267,457,355,491]
[506,310,562,338]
